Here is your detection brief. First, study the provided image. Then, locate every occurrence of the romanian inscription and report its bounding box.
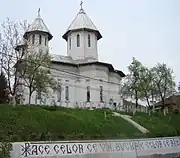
[19,137,180,157]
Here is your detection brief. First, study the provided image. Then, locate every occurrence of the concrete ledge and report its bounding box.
[11,136,180,158]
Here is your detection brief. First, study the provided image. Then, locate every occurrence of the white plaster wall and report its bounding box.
[27,33,49,55]
[20,63,123,110]
[108,73,122,106]
[67,31,98,61]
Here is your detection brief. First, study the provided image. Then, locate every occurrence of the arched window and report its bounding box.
[100,86,103,102]
[45,37,47,46]
[77,34,80,47]
[32,34,35,44]
[57,85,61,102]
[39,35,42,44]
[87,86,90,102]
[88,34,91,47]
[65,86,69,101]
[69,37,71,49]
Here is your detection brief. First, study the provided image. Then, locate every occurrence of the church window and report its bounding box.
[65,86,69,101]
[37,90,41,99]
[88,34,91,47]
[45,37,47,46]
[100,86,103,102]
[69,37,71,49]
[32,34,35,44]
[57,85,61,102]
[87,86,90,102]
[39,35,42,44]
[77,34,80,47]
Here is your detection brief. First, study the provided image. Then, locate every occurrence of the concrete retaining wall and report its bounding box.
[11,137,180,158]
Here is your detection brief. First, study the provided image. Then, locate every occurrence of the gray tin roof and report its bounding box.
[23,9,53,40]
[62,8,102,41]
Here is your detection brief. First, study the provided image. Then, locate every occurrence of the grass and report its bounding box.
[0,105,179,142]
[0,105,144,142]
[131,112,180,137]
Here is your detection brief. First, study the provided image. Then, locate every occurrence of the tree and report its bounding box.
[121,57,144,114]
[0,72,9,104]
[139,67,152,107]
[152,63,175,110]
[128,58,144,108]
[19,50,55,104]
[0,18,28,104]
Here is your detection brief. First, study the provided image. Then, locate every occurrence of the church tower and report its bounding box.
[62,2,102,61]
[23,9,53,55]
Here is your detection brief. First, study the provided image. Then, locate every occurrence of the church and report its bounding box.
[16,3,126,109]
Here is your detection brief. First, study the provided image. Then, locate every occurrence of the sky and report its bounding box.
[1,0,180,86]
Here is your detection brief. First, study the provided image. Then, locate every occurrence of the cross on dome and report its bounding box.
[38,8,41,18]
[80,1,83,10]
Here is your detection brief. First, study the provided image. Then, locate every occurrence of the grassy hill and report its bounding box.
[0,105,179,142]
[132,112,180,137]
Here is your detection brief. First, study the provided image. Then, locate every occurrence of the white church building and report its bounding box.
[16,4,126,109]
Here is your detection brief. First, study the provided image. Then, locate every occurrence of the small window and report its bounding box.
[87,86,90,102]
[100,86,103,102]
[77,34,80,47]
[32,34,35,44]
[65,86,69,101]
[37,90,41,99]
[45,37,47,46]
[57,85,61,102]
[69,37,71,49]
[88,34,91,47]
[39,35,42,44]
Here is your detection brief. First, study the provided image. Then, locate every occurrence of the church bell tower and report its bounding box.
[62,2,102,61]
[23,9,53,55]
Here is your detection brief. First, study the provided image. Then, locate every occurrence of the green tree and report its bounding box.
[0,72,9,104]
[152,63,175,110]
[139,67,152,107]
[19,50,55,104]
[121,57,144,114]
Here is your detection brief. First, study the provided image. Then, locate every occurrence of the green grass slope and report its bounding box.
[0,105,179,142]
[131,112,180,137]
[0,105,144,142]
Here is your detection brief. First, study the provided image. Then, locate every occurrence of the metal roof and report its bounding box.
[50,54,96,64]
[50,54,125,77]
[23,9,53,40]
[62,8,102,41]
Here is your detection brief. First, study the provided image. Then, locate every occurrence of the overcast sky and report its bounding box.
[1,0,180,85]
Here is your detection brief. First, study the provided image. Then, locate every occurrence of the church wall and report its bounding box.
[67,31,98,61]
[27,33,49,55]
[108,72,122,108]
[68,31,85,60]
[78,65,122,109]
[20,63,123,110]
[50,67,77,108]
[83,32,98,60]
